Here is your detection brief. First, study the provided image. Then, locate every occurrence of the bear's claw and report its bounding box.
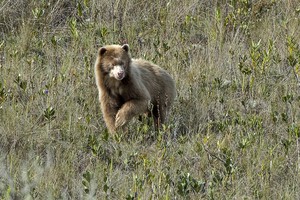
[115,112,126,128]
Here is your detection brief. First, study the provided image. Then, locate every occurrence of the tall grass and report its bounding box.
[1,0,300,199]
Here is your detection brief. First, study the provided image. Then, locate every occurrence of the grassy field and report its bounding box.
[1,0,300,199]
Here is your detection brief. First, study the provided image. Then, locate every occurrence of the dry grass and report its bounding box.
[1,0,300,199]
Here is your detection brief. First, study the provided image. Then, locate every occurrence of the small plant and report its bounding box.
[286,36,298,68]
[69,18,79,40]
[32,7,44,19]
[125,192,135,200]
[103,165,116,198]
[223,0,274,37]
[14,74,27,91]
[0,82,6,104]
[176,172,205,197]
[238,137,251,150]
[286,36,300,87]
[43,106,56,121]
[238,55,252,94]
[95,27,109,44]
[250,40,262,74]
[50,35,58,47]
[87,134,102,156]
[180,15,196,39]
[82,171,92,194]
[288,123,300,138]
[281,138,292,154]
[124,152,140,170]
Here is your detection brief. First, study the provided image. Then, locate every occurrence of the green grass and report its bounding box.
[1,0,300,199]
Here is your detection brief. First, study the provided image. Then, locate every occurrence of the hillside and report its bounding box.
[1,0,300,199]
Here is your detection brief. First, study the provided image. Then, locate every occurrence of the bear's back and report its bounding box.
[131,59,176,105]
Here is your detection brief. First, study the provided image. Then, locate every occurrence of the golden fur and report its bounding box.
[95,44,176,133]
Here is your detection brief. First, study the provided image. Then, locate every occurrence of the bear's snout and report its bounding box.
[110,65,125,80]
[117,71,125,79]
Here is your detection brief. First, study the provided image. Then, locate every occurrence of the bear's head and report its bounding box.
[97,44,131,81]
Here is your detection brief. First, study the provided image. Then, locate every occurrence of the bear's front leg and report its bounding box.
[101,102,118,133]
[115,99,149,128]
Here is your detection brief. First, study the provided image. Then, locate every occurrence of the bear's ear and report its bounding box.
[99,47,107,56]
[122,44,129,52]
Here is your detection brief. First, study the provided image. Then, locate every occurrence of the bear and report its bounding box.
[94,44,176,133]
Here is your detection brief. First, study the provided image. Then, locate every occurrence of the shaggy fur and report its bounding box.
[95,44,176,133]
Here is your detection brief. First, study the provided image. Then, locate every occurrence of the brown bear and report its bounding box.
[94,44,176,133]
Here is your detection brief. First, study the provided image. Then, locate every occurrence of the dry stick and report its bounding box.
[202,144,226,164]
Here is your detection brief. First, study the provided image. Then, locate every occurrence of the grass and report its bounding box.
[1,0,300,199]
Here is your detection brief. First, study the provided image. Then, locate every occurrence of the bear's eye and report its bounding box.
[108,64,114,69]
